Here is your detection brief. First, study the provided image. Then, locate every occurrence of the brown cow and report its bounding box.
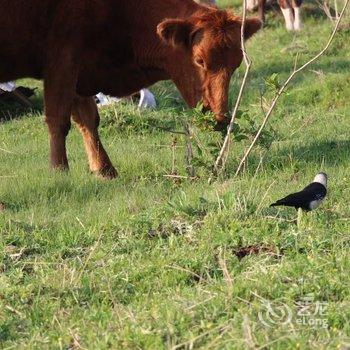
[0,0,261,179]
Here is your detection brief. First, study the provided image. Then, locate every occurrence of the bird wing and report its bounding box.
[301,182,327,200]
[271,190,309,208]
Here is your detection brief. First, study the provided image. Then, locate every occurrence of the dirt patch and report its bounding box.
[0,202,6,211]
[233,244,283,260]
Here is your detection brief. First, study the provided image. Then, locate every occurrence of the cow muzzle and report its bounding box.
[214,115,231,131]
[202,101,230,131]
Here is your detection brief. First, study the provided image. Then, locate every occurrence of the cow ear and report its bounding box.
[157,19,194,48]
[244,18,262,40]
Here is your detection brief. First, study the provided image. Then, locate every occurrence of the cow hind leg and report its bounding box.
[44,44,80,171]
[72,96,117,179]
[279,0,295,31]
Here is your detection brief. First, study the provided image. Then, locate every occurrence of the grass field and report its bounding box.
[1,1,350,349]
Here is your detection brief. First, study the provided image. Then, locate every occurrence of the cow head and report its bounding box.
[157,9,261,130]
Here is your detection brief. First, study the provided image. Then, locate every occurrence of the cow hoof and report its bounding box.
[52,164,69,172]
[0,202,6,211]
[94,165,118,180]
[294,24,303,31]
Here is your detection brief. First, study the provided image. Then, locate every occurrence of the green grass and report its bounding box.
[1,2,350,349]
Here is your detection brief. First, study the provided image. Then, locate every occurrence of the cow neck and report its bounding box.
[128,0,201,72]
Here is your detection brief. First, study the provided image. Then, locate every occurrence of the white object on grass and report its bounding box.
[138,89,156,109]
[96,89,156,109]
[0,81,16,92]
[95,92,122,106]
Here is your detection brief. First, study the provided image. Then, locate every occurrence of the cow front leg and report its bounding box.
[44,85,74,171]
[72,96,117,179]
[293,6,302,31]
[46,116,71,170]
[44,50,79,171]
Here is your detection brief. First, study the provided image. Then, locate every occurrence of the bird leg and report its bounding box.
[297,207,303,229]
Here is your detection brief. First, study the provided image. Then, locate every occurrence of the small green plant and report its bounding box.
[190,101,216,130]
[234,109,277,150]
[265,73,281,92]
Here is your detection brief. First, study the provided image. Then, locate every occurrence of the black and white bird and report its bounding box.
[270,173,327,211]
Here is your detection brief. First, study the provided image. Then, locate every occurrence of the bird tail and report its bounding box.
[270,200,283,207]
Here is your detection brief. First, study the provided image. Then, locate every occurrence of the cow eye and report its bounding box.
[194,57,206,69]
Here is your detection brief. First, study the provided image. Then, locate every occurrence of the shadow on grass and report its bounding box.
[250,58,350,85]
[0,95,43,122]
[232,140,350,184]
[272,139,350,168]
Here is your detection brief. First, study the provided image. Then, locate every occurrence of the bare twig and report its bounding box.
[5,305,23,317]
[165,264,203,282]
[212,0,252,178]
[74,234,102,286]
[163,174,189,179]
[156,126,186,135]
[183,122,196,178]
[334,0,339,19]
[259,90,267,115]
[0,146,17,154]
[317,0,336,23]
[171,136,177,175]
[185,295,217,311]
[234,0,349,176]
[217,247,234,296]
[242,315,257,349]
[171,323,231,350]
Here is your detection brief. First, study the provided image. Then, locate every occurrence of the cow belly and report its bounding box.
[0,0,53,81]
[0,23,44,81]
[77,66,168,98]
[0,51,43,82]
